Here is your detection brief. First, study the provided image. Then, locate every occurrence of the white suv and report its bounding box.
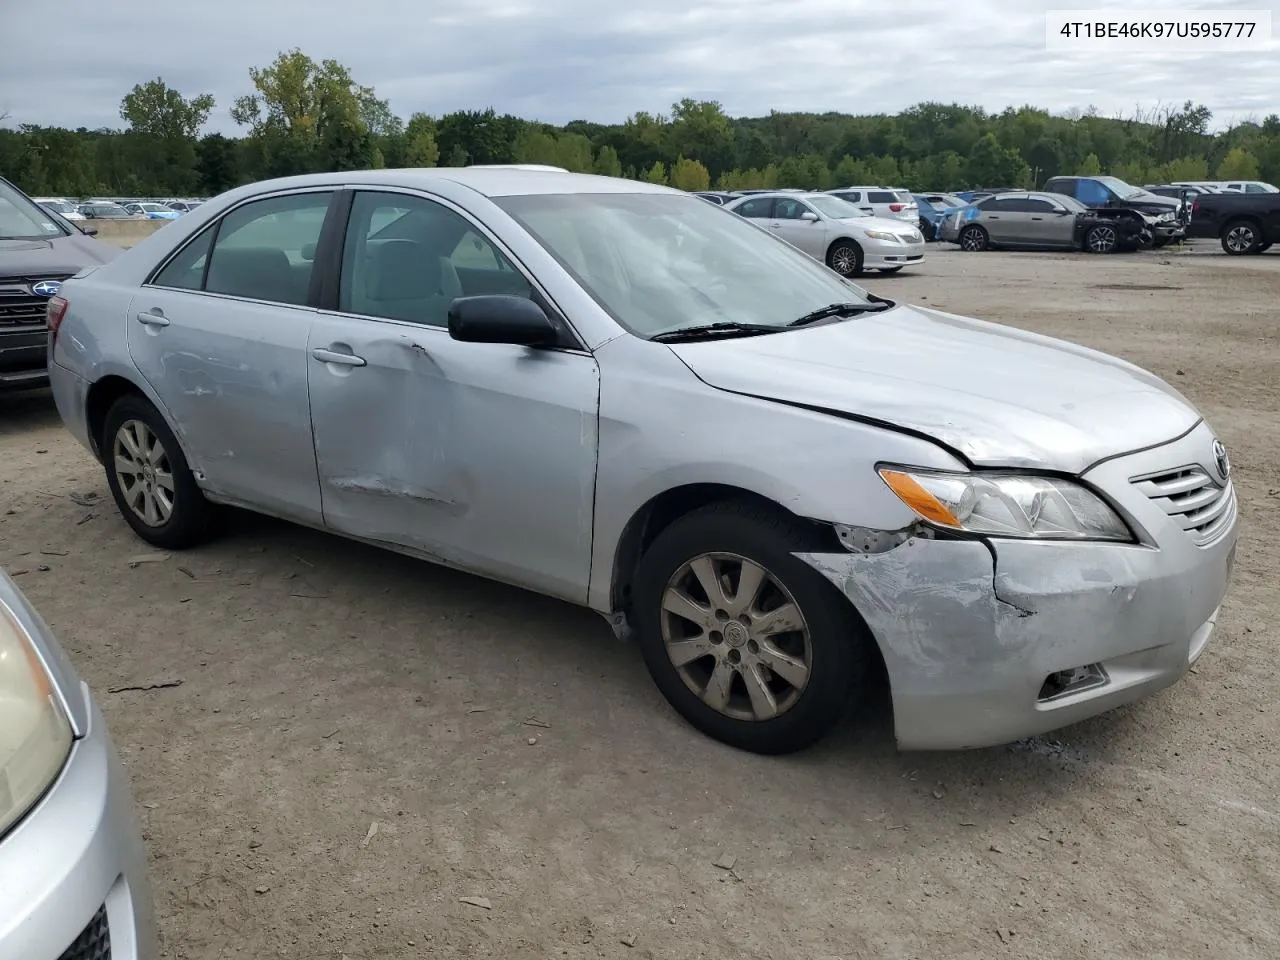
[825,186,919,223]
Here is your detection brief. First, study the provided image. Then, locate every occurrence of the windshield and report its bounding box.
[1094,176,1144,200]
[0,180,67,240]
[806,195,867,219]
[495,192,873,339]
[41,200,75,214]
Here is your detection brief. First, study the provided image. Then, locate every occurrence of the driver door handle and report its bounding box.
[312,347,366,367]
[135,311,170,327]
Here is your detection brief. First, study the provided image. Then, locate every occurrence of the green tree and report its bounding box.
[512,126,560,166]
[593,145,622,177]
[967,133,1030,186]
[668,98,733,173]
[555,132,594,172]
[832,154,869,186]
[1158,156,1208,181]
[1078,152,1102,176]
[197,133,239,193]
[669,156,711,191]
[403,113,439,167]
[444,143,469,167]
[1217,146,1260,180]
[120,78,215,140]
[641,160,667,184]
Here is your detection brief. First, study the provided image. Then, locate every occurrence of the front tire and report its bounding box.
[1085,223,1119,254]
[102,394,215,549]
[827,240,863,277]
[632,500,872,755]
[1221,219,1261,255]
[959,225,988,251]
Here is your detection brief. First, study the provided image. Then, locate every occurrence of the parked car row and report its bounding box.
[33,196,207,222]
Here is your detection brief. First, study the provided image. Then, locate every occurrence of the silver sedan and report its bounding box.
[49,169,1237,754]
[725,191,925,275]
[0,570,157,960]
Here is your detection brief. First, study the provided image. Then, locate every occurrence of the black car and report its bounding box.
[1042,175,1185,247]
[1184,191,1280,254]
[0,176,120,389]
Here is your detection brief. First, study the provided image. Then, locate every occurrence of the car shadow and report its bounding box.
[178,507,1138,832]
[0,388,59,437]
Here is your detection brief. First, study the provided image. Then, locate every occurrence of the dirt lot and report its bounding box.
[2,243,1278,959]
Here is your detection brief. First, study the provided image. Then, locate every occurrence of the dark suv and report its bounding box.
[1042,175,1185,247]
[0,176,119,389]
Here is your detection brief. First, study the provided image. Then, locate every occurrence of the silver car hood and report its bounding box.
[668,304,1200,473]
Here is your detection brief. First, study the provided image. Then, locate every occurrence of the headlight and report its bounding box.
[878,468,1132,541]
[0,598,73,836]
[864,230,900,242]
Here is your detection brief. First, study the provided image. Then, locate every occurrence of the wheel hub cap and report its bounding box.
[112,419,175,527]
[660,552,813,722]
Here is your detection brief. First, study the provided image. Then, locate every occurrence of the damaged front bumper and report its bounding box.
[799,424,1238,750]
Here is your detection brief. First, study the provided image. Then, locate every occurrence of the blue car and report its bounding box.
[124,202,182,221]
[912,193,969,241]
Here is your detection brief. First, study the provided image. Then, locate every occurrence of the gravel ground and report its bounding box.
[2,243,1278,960]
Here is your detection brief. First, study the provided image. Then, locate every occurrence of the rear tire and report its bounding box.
[102,394,216,549]
[958,225,988,252]
[632,500,872,755]
[827,240,864,277]
[1221,219,1261,255]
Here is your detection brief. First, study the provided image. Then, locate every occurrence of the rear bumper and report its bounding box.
[49,363,96,456]
[0,689,157,960]
[0,329,48,389]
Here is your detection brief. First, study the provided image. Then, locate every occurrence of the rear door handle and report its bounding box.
[312,347,366,367]
[135,311,170,327]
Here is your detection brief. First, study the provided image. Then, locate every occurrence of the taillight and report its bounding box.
[47,295,69,340]
[889,203,904,212]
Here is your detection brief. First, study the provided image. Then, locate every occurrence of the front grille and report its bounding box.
[57,905,111,960]
[0,275,68,330]
[1131,465,1235,546]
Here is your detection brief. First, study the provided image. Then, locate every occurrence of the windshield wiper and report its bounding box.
[651,321,782,343]
[787,297,893,327]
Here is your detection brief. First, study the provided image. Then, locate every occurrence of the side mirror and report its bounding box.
[800,211,820,222]
[81,225,99,236]
[448,295,559,348]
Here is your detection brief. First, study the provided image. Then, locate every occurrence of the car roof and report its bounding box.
[215,167,675,200]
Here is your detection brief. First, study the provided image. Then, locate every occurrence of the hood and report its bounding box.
[667,304,1199,473]
[835,215,920,235]
[0,232,120,277]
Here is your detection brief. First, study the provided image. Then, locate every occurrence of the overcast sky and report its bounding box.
[2,0,1276,133]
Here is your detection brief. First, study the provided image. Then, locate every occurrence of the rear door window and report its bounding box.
[867,191,897,203]
[204,191,334,305]
[734,197,774,218]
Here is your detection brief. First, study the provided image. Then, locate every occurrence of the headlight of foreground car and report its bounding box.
[0,600,73,836]
[864,230,902,242]
[878,468,1132,541]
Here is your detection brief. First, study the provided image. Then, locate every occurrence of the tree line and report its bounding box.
[2,48,1277,200]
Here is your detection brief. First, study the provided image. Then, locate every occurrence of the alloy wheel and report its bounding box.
[660,552,812,722]
[1225,224,1256,253]
[960,228,986,251]
[113,419,175,526]
[1088,225,1118,253]
[830,245,859,276]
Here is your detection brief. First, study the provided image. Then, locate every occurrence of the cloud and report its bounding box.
[2,0,1276,132]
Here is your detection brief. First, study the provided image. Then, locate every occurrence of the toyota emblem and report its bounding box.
[1212,439,1230,481]
[30,280,61,297]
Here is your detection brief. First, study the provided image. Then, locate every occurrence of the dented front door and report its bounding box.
[306,314,601,604]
